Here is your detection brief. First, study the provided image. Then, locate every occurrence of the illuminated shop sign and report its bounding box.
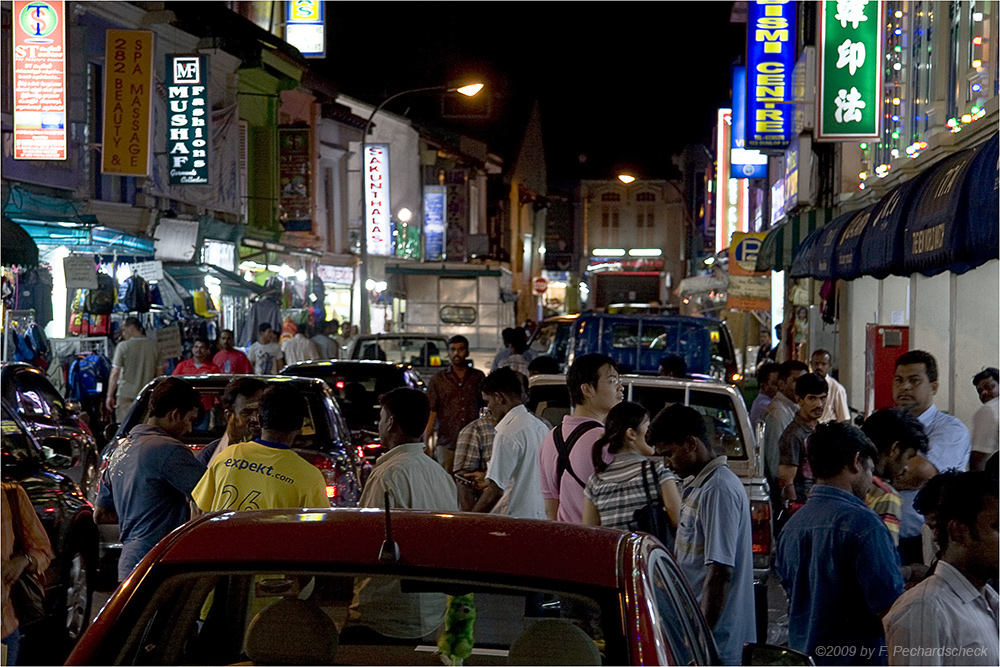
[285,0,325,58]
[102,29,154,176]
[166,54,209,184]
[424,185,446,261]
[731,66,768,179]
[746,0,796,150]
[13,0,66,160]
[817,0,883,139]
[715,109,750,252]
[365,144,391,256]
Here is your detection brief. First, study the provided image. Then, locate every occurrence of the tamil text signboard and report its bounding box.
[423,185,446,261]
[365,144,391,256]
[12,0,66,160]
[746,0,796,150]
[102,29,154,176]
[817,0,883,140]
[166,54,210,184]
[285,0,325,58]
[727,232,771,311]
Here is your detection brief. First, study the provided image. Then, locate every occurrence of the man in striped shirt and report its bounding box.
[862,408,931,546]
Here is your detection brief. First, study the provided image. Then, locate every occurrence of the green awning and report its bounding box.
[1,216,39,266]
[163,262,264,298]
[755,208,834,273]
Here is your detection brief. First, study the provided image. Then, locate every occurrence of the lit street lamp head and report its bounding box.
[453,82,484,97]
[618,174,636,184]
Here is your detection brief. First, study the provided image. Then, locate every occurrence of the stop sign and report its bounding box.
[532,276,549,295]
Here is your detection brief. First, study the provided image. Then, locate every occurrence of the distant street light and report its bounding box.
[618,173,636,184]
[358,82,484,334]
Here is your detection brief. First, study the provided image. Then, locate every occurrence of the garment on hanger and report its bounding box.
[238,295,281,347]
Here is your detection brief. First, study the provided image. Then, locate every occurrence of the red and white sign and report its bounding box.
[365,144,391,256]
[532,276,549,295]
[13,0,67,160]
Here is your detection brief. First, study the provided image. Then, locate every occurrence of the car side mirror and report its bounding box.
[743,643,815,666]
[41,436,74,468]
[103,422,119,443]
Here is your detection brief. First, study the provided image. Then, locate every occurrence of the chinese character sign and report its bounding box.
[12,0,66,160]
[102,30,154,176]
[166,54,209,185]
[818,0,883,139]
[365,144,391,256]
[746,0,796,150]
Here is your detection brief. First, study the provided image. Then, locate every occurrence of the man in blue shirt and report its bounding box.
[891,350,971,568]
[95,377,206,581]
[649,403,756,666]
[776,422,904,665]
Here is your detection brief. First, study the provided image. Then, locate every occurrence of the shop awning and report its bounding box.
[163,262,265,298]
[754,208,834,273]
[9,219,155,255]
[833,205,877,280]
[790,208,873,280]
[1,216,39,266]
[676,270,729,297]
[854,172,929,279]
[962,133,999,268]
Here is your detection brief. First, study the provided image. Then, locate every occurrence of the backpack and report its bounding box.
[83,273,116,314]
[67,353,110,400]
[553,418,602,491]
[122,275,152,313]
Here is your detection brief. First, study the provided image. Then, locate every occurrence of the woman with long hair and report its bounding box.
[581,401,681,534]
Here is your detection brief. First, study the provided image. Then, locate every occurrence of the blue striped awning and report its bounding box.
[754,208,834,273]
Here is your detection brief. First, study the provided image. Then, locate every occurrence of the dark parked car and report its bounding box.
[97,374,364,578]
[1,362,102,504]
[2,400,99,658]
[67,508,810,666]
[345,333,452,378]
[281,360,425,467]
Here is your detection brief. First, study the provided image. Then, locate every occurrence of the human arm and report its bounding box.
[833,382,851,422]
[700,562,734,629]
[9,485,53,574]
[423,411,437,451]
[544,498,560,521]
[970,451,990,471]
[777,464,799,501]
[893,455,939,491]
[660,479,682,529]
[581,499,601,526]
[471,480,503,513]
[106,366,122,410]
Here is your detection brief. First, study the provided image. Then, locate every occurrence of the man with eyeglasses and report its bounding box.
[538,353,623,523]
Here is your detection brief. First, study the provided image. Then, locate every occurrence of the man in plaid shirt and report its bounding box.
[453,412,496,511]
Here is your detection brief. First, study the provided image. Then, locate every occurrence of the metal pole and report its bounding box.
[358,86,448,335]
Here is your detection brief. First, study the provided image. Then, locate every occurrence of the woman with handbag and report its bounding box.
[2,482,53,666]
[581,402,682,546]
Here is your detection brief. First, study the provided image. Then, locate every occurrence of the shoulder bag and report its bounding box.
[631,461,675,549]
[5,485,48,628]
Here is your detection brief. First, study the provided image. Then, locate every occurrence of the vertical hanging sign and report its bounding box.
[817,0,883,139]
[12,0,67,160]
[365,144,391,256]
[166,54,210,184]
[285,0,325,58]
[731,66,768,179]
[102,29,154,176]
[423,185,446,261]
[278,127,313,232]
[746,0,796,150]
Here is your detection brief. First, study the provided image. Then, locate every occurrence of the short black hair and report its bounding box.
[258,384,306,432]
[221,329,234,336]
[194,337,211,347]
[222,377,268,413]
[149,378,200,419]
[379,388,430,438]
[913,469,962,516]
[795,372,829,398]
[500,328,514,347]
[861,408,930,457]
[811,349,832,361]
[527,355,560,375]
[895,350,938,383]
[297,322,311,337]
[659,355,687,377]
[567,353,616,406]
[778,359,809,379]
[757,362,780,383]
[973,367,999,386]
[482,367,524,399]
[510,327,528,354]
[806,422,878,480]
[258,323,273,334]
[936,471,998,549]
[447,335,469,348]
[648,403,709,449]
[124,316,145,334]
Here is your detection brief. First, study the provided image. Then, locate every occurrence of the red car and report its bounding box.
[67,509,806,666]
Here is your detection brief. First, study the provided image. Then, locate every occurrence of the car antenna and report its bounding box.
[378,491,400,564]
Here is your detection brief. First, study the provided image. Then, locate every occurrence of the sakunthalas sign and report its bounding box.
[365,144,391,256]
[13,0,67,160]
[817,0,883,140]
[745,0,796,150]
[167,54,209,184]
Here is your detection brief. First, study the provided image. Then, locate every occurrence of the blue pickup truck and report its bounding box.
[528,312,740,382]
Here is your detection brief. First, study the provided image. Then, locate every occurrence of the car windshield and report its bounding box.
[529,321,570,363]
[355,338,449,369]
[101,568,625,666]
[128,383,336,452]
[1,407,39,467]
[286,365,422,432]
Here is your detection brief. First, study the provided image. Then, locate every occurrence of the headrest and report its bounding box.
[244,598,338,665]
[507,619,601,666]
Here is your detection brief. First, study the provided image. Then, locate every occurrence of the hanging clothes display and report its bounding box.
[238,294,282,347]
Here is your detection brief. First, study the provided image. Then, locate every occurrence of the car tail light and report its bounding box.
[304,452,334,470]
[335,379,345,390]
[355,445,366,460]
[326,484,338,499]
[731,372,743,382]
[364,443,381,450]
[750,499,772,555]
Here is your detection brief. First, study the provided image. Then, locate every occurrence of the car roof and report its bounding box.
[147,374,330,390]
[355,333,448,340]
[151,509,627,589]
[284,360,413,370]
[529,373,736,393]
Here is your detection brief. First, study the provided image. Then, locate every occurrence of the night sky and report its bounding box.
[319,2,747,184]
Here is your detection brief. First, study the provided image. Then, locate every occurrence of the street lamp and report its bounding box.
[358,82,483,334]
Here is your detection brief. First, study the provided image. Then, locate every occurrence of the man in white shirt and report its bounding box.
[247,324,284,374]
[970,368,999,471]
[759,360,809,481]
[281,323,320,366]
[811,349,851,423]
[472,368,550,519]
[884,471,999,666]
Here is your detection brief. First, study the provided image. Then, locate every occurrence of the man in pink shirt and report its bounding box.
[172,338,221,375]
[213,329,253,374]
[538,353,623,523]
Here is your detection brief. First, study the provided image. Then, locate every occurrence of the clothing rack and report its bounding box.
[1,309,35,361]
[48,336,111,360]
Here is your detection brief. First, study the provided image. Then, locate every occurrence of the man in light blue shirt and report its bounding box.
[649,403,756,665]
[749,362,780,428]
[892,350,971,567]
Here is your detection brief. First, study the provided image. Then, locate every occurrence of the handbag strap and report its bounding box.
[640,461,664,504]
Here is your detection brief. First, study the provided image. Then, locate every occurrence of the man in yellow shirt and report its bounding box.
[193,384,328,511]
